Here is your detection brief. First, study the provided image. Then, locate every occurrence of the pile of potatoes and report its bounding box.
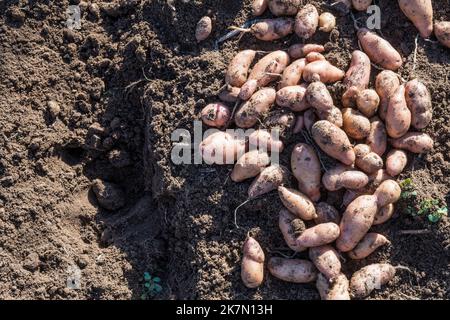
[196,0,444,300]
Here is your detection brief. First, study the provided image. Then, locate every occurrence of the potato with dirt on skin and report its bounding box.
[366,117,387,156]
[306,81,334,112]
[241,237,265,288]
[268,258,317,283]
[288,43,325,59]
[243,18,295,41]
[264,109,296,134]
[291,143,322,202]
[278,59,307,89]
[386,149,408,177]
[235,88,276,128]
[226,50,256,88]
[309,245,342,280]
[195,16,212,42]
[375,71,400,121]
[357,89,379,118]
[316,106,344,128]
[336,195,378,252]
[305,52,326,63]
[374,180,402,208]
[357,28,403,70]
[249,129,284,153]
[373,203,395,225]
[319,12,336,32]
[201,103,231,128]
[231,150,270,182]
[248,165,289,199]
[398,0,433,38]
[279,209,307,252]
[295,4,319,40]
[434,21,450,48]
[342,108,371,140]
[348,233,390,260]
[386,85,411,138]
[311,121,355,165]
[296,222,341,248]
[354,144,383,174]
[252,0,268,16]
[302,60,345,83]
[389,132,434,153]
[276,85,309,112]
[219,85,240,103]
[405,79,432,130]
[350,263,396,298]
[278,186,317,220]
[199,131,247,165]
[322,164,369,191]
[268,0,301,16]
[315,202,341,225]
[303,109,317,132]
[342,50,371,107]
[352,0,372,11]
[316,273,350,300]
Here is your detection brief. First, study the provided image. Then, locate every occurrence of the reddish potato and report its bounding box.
[226,50,256,88]
[241,237,265,288]
[305,52,326,63]
[268,0,301,16]
[296,223,340,248]
[315,202,341,225]
[231,150,270,182]
[357,28,403,70]
[278,58,307,89]
[375,70,400,121]
[199,131,246,165]
[386,149,408,177]
[366,117,387,156]
[248,165,289,199]
[295,4,319,40]
[342,108,371,140]
[276,85,309,112]
[434,21,450,48]
[357,89,379,118]
[317,106,343,128]
[354,144,383,174]
[342,51,371,107]
[306,81,334,112]
[389,132,434,153]
[316,273,351,300]
[405,79,432,129]
[201,103,231,128]
[369,169,393,189]
[278,186,317,220]
[319,12,336,32]
[322,165,369,191]
[219,85,240,103]
[291,143,321,202]
[268,258,317,283]
[245,18,295,41]
[249,129,284,153]
[279,209,307,252]
[264,109,296,134]
[398,0,433,38]
[252,0,268,16]
[293,115,304,133]
[195,16,212,42]
[373,203,394,225]
[309,245,341,279]
[386,85,411,138]
[374,180,401,207]
[288,43,325,59]
[303,60,345,83]
[235,88,276,128]
[350,263,396,298]
[352,0,372,11]
[348,233,390,260]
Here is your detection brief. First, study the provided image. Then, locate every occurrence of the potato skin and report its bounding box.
[241,237,265,288]
[268,258,317,283]
[219,85,240,103]
[293,115,304,133]
[296,222,340,248]
[342,51,371,107]
[316,106,343,128]
[279,209,307,252]
[236,88,276,128]
[252,0,268,16]
[354,144,383,174]
[314,202,341,225]
[336,195,378,252]
[264,109,296,134]
[199,131,247,165]
[251,18,295,41]
[319,12,336,32]
[248,165,289,199]
[316,273,351,300]
[322,165,369,191]
[303,60,345,83]
[295,4,319,40]
[405,79,432,129]
[303,109,317,132]
[366,117,387,156]
[249,129,284,153]
[311,120,355,165]
[309,245,341,279]
[201,103,231,128]
[352,0,372,11]
[350,263,396,298]
[357,28,402,70]
[276,85,309,112]
[375,70,401,121]
[291,143,321,202]
[226,50,256,88]
[195,16,212,42]
[342,108,371,140]
[374,180,401,207]
[306,81,334,112]
[357,89,379,118]
[434,21,450,48]
[278,58,307,89]
[389,132,434,153]
[348,233,390,259]
[278,186,317,220]
[305,52,326,63]
[398,0,433,38]
[373,203,394,225]
[386,149,408,177]
[288,43,324,59]
[268,0,301,16]
[231,150,270,182]
[386,85,411,138]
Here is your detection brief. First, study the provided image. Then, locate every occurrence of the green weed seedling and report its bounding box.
[141,272,162,300]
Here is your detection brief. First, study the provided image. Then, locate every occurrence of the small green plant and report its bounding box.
[141,272,162,300]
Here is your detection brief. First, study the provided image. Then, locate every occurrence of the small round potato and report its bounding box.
[357,89,380,118]
[374,180,401,207]
[195,16,212,42]
[319,12,336,32]
[386,149,408,177]
[201,103,231,127]
[342,108,371,140]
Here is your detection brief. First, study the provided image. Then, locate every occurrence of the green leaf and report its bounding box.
[144,282,151,288]
[153,277,161,283]
[428,213,440,223]
[144,272,151,281]
[153,284,163,292]
[141,293,147,300]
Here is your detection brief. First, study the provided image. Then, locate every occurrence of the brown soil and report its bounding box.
[0,0,449,300]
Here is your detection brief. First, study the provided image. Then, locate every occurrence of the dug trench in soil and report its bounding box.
[0,0,449,300]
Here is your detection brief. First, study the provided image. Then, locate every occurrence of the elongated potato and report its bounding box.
[278,186,317,220]
[322,164,348,191]
[357,28,403,70]
[295,4,319,40]
[268,0,301,16]
[291,143,321,202]
[311,120,355,165]
[296,223,340,247]
[195,16,212,42]
[231,150,270,182]
[276,85,309,112]
[354,144,383,174]
[350,263,396,298]
[305,52,326,63]
[319,12,336,32]
[373,203,394,225]
[366,117,387,156]
[288,43,325,59]
[389,132,433,153]
[219,85,240,103]
[357,89,379,118]
[386,85,411,138]
[226,50,256,88]
[374,180,401,207]
[316,273,350,300]
[434,21,450,48]
[278,58,307,89]
[386,149,408,177]
[376,70,401,121]
[248,165,289,199]
[236,88,276,128]
[201,103,231,128]
[293,115,304,133]
[342,51,371,107]
[240,51,290,100]
[248,18,295,41]
[348,233,390,260]
[303,60,345,83]
[252,0,268,16]
[303,109,317,132]
[241,237,265,288]
[405,79,432,129]
[352,0,372,11]
[279,209,307,252]
[342,108,371,140]
[317,106,343,128]
[309,245,341,279]
[264,109,296,134]
[322,165,369,191]
[398,0,433,38]
[336,195,378,252]
[306,81,334,112]
[199,131,247,165]
[268,258,317,283]
[249,129,284,153]
[315,202,341,225]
